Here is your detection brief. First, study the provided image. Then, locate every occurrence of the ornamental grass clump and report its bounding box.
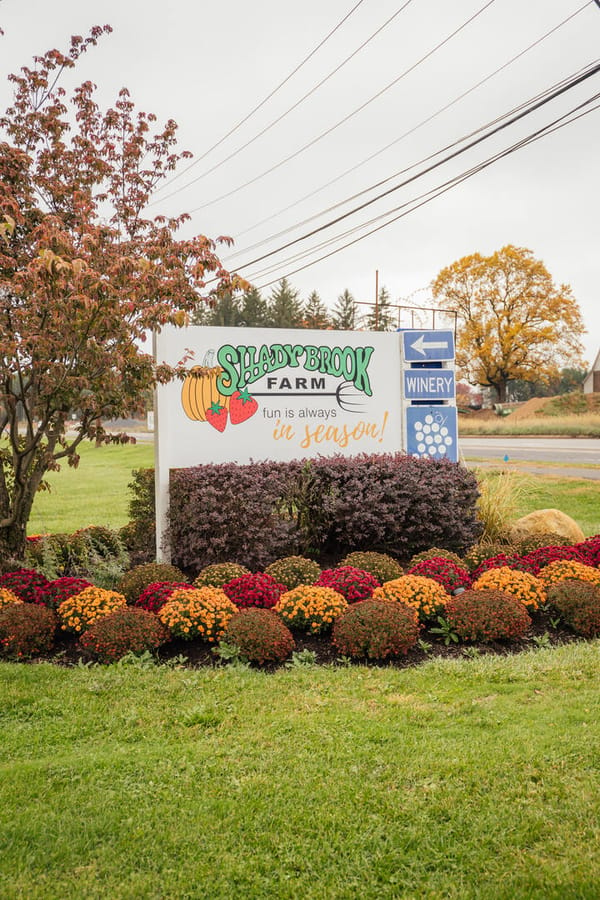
[471,566,545,610]
[57,586,127,634]
[372,575,449,622]
[40,577,92,609]
[264,556,321,590]
[0,568,49,604]
[547,580,600,638]
[223,609,295,665]
[158,587,237,642]
[537,559,600,589]
[0,604,57,659]
[315,566,379,603]
[274,585,347,634]
[222,573,285,609]
[340,551,403,584]
[117,563,187,604]
[444,589,532,642]
[80,607,170,662]
[0,587,23,610]
[407,558,471,594]
[332,599,420,660]
[135,581,195,613]
[193,562,250,588]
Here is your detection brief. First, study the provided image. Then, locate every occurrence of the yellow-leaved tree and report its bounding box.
[431,245,586,402]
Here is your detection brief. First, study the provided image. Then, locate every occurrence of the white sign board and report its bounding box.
[154,326,403,555]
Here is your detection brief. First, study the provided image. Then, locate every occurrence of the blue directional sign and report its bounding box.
[405,406,458,463]
[402,330,454,362]
[404,368,455,401]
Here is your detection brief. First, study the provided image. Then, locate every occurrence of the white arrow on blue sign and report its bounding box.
[402,330,454,362]
[405,406,458,463]
[404,368,455,401]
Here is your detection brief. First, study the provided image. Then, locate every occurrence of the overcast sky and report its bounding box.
[1,0,599,364]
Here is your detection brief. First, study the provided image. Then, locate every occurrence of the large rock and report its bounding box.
[510,509,585,544]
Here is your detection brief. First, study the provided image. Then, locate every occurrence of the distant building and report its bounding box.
[583,349,600,394]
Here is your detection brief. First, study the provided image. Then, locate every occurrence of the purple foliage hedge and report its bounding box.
[168,454,482,572]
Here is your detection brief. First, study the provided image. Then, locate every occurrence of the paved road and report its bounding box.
[461,436,600,480]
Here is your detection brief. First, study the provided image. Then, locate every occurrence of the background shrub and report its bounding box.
[135,581,195,613]
[372,576,448,622]
[274,586,347,634]
[406,558,471,593]
[123,467,156,560]
[58,587,127,634]
[548,580,600,637]
[315,566,379,603]
[340,551,403,584]
[224,609,295,665]
[0,604,57,658]
[194,563,250,588]
[117,563,187,604]
[332,600,420,659]
[444,589,531,642]
[158,587,237,642]
[40,577,93,609]
[80,607,170,662]
[471,567,545,610]
[222,573,285,609]
[0,568,49,604]
[264,556,321,589]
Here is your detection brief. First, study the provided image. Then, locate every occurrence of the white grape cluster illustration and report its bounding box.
[410,412,454,458]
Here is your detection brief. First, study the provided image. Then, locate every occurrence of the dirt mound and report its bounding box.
[507,397,553,420]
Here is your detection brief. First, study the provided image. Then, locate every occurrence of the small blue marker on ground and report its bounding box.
[504,454,510,462]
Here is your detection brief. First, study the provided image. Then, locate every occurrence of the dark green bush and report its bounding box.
[80,607,170,662]
[332,599,420,660]
[224,609,295,665]
[117,563,187,604]
[264,556,321,589]
[0,604,57,658]
[548,579,600,637]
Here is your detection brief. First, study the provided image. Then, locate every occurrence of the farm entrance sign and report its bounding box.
[154,325,457,556]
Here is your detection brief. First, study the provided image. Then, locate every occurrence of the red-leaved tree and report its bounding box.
[0,27,246,559]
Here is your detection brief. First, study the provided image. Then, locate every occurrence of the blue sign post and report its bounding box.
[406,407,458,463]
[403,368,455,401]
[402,330,454,362]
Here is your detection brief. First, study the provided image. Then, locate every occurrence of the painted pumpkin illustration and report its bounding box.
[181,366,230,422]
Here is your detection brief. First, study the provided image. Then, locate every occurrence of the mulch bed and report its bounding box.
[26,606,584,672]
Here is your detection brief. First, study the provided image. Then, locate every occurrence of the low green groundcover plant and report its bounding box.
[548,579,600,638]
[332,599,420,659]
[223,608,295,665]
[0,603,57,658]
[80,607,170,662]
[444,589,532,642]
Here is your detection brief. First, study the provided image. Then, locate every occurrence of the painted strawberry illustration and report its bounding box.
[206,402,228,432]
[229,388,259,425]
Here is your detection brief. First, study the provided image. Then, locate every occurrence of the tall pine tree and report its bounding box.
[331,288,358,330]
[363,286,396,331]
[301,290,331,330]
[267,278,303,328]
[239,286,271,327]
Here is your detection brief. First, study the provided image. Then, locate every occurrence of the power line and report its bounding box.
[152,0,416,199]
[226,0,592,250]
[225,59,600,275]
[250,94,600,288]
[164,0,497,211]
[153,0,369,195]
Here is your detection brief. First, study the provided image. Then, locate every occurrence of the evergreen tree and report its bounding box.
[301,290,331,330]
[331,288,358,330]
[363,286,396,331]
[267,278,303,328]
[239,286,271,327]
[192,292,242,326]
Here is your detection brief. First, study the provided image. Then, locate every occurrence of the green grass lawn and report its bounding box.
[29,441,154,535]
[1,642,599,899]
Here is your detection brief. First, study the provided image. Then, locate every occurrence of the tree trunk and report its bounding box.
[0,521,28,565]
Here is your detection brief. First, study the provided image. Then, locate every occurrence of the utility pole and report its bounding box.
[374,269,379,330]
